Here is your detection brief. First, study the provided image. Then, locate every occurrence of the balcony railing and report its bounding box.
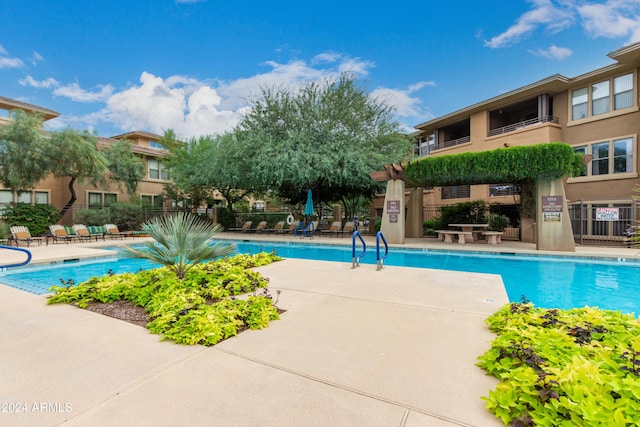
[431,135,471,151]
[488,115,559,137]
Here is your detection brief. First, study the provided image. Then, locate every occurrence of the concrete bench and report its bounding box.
[482,231,503,245]
[439,230,473,244]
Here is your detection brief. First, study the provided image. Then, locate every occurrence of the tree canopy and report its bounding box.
[235,73,413,205]
[169,132,259,210]
[0,110,145,216]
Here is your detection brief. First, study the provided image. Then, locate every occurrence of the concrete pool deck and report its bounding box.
[1,235,639,426]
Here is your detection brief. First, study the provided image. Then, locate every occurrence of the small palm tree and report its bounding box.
[122,213,236,279]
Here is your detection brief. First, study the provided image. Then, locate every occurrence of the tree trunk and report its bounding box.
[60,176,77,218]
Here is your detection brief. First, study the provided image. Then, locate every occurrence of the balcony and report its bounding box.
[432,135,471,151]
[488,116,559,137]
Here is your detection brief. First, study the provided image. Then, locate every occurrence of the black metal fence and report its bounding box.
[568,200,637,246]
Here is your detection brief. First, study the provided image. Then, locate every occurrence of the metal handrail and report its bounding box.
[293,221,305,236]
[376,231,389,271]
[0,245,32,269]
[487,115,559,137]
[351,231,366,268]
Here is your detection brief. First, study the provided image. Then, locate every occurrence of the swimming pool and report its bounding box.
[1,240,640,313]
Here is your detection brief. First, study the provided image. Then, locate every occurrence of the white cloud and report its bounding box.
[0,44,7,55]
[531,44,573,60]
[486,0,640,49]
[370,81,433,118]
[42,53,427,138]
[0,44,25,69]
[30,51,44,65]
[485,0,574,48]
[53,82,114,102]
[19,75,59,88]
[578,1,640,43]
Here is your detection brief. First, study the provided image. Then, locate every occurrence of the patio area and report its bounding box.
[1,235,639,426]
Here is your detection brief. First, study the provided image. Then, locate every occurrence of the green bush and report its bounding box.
[2,203,61,236]
[109,202,144,231]
[75,208,112,226]
[478,303,640,425]
[373,217,382,232]
[438,200,489,227]
[488,213,510,231]
[423,219,439,236]
[0,221,10,240]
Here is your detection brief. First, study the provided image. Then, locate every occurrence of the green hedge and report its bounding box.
[405,143,584,187]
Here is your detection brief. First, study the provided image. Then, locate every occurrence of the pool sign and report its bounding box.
[541,196,563,212]
[386,200,401,214]
[595,207,619,221]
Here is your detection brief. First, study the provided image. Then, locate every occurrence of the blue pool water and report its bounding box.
[2,240,640,313]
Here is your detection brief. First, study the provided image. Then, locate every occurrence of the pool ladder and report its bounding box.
[0,244,32,270]
[351,231,388,271]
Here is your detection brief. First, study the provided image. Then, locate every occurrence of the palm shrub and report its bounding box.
[121,213,236,279]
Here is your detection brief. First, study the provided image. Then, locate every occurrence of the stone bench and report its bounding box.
[438,230,473,244]
[482,231,503,245]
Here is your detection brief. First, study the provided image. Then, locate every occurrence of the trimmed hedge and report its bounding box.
[405,142,585,187]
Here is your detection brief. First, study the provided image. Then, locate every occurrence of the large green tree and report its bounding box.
[0,110,145,217]
[235,73,413,208]
[169,132,260,211]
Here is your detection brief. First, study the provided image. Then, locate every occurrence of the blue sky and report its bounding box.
[1,0,639,139]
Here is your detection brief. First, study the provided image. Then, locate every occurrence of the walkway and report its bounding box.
[1,235,638,426]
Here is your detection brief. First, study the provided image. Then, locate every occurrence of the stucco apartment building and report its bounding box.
[373,42,640,243]
[0,96,171,223]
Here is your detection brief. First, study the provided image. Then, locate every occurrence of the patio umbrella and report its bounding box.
[304,189,314,218]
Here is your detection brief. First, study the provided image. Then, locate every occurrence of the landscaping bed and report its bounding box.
[48,252,283,346]
[478,301,640,425]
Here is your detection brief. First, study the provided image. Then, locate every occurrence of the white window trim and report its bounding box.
[567,71,638,126]
[567,134,637,183]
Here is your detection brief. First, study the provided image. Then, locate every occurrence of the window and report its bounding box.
[34,192,49,204]
[575,137,634,178]
[0,190,50,215]
[16,192,32,204]
[573,146,588,176]
[591,81,610,116]
[591,142,609,175]
[0,190,12,215]
[614,74,633,110]
[88,192,117,208]
[572,88,588,120]
[148,159,170,180]
[141,194,163,207]
[489,184,517,197]
[571,73,634,121]
[441,185,470,200]
[149,140,165,150]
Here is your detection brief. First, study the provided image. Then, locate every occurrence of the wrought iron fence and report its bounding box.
[568,200,637,246]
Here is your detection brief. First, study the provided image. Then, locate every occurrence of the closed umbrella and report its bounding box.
[304,189,314,218]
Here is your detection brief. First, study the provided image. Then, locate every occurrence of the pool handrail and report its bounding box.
[376,231,389,271]
[293,221,305,236]
[351,230,366,268]
[0,244,32,269]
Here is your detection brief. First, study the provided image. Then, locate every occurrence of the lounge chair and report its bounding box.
[9,226,43,247]
[73,224,104,242]
[271,221,285,233]
[254,221,269,233]
[321,221,344,237]
[342,221,356,236]
[229,221,252,233]
[49,224,76,244]
[104,224,129,239]
[280,222,299,234]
